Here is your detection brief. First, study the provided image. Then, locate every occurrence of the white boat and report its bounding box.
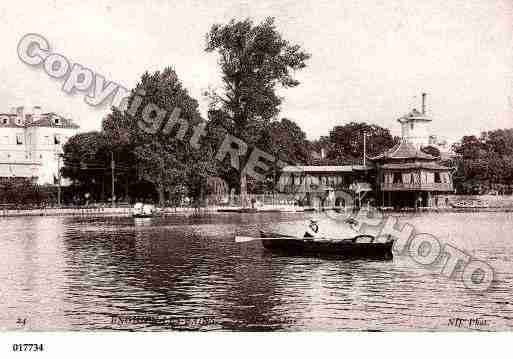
[133,202,155,218]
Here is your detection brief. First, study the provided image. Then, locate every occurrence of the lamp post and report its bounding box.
[111,151,115,208]
[363,132,369,167]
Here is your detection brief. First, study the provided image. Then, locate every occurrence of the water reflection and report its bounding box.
[0,212,512,331]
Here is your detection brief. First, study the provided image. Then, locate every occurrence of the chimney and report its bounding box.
[32,106,42,121]
[16,106,25,124]
[421,93,426,114]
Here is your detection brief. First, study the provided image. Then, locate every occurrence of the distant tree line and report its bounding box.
[452,129,513,194]
[0,179,63,208]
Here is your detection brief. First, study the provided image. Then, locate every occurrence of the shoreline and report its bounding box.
[1,205,513,218]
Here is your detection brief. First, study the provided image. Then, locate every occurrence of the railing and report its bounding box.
[382,182,453,191]
[210,193,300,207]
[280,184,352,193]
[0,206,131,217]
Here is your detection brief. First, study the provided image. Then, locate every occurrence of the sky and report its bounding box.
[1,0,512,143]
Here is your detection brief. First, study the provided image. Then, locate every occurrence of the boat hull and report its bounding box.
[133,214,154,219]
[260,231,394,258]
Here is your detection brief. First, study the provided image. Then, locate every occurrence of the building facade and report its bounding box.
[370,140,453,208]
[278,165,374,208]
[0,106,80,185]
[278,94,454,209]
[372,94,454,208]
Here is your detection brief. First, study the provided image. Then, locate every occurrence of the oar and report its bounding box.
[234,236,287,243]
[235,235,370,243]
[235,235,342,243]
[235,236,259,243]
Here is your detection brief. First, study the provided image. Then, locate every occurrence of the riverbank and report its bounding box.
[0,206,217,217]
[2,203,513,217]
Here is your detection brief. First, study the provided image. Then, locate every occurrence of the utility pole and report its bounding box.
[363,132,368,167]
[57,153,62,207]
[362,132,369,209]
[111,151,115,208]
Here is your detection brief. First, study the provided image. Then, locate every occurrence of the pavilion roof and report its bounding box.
[397,108,432,123]
[381,162,450,171]
[369,140,437,161]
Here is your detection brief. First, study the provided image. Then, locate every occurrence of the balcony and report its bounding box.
[382,182,453,192]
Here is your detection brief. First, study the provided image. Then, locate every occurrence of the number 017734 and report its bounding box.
[12,344,44,352]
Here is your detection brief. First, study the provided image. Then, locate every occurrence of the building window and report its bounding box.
[410,123,414,130]
[44,136,50,145]
[434,172,441,183]
[40,154,43,159]
[16,134,23,145]
[53,117,60,125]
[393,173,402,184]
[54,134,61,145]
[1,117,8,125]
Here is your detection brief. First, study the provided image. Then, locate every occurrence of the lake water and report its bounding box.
[0,211,512,331]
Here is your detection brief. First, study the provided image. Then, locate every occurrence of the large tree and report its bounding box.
[64,68,217,206]
[323,122,395,164]
[205,17,310,193]
[260,118,311,165]
[109,68,216,205]
[61,131,113,200]
[248,117,312,193]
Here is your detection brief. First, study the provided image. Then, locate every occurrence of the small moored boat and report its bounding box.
[132,203,156,218]
[259,230,394,258]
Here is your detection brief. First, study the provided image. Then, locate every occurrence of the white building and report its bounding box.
[397,93,432,150]
[0,106,80,185]
[397,94,454,158]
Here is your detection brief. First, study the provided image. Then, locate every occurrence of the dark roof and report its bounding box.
[28,113,80,129]
[0,112,79,129]
[0,114,22,128]
[381,162,451,171]
[370,140,437,161]
[397,108,432,123]
[282,165,373,173]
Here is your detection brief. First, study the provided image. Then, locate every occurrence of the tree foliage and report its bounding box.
[61,131,109,186]
[321,122,395,164]
[63,68,216,205]
[452,129,513,194]
[258,118,311,165]
[205,17,310,190]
